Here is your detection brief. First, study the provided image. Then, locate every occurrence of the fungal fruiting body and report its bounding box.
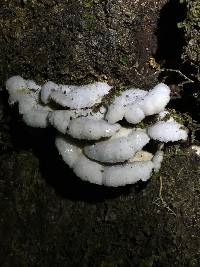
[6,76,51,128]
[106,83,170,124]
[84,128,150,163]
[6,76,188,187]
[55,135,156,186]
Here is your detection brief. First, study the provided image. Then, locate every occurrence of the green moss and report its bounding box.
[82,1,99,30]
[82,13,97,31]
[181,0,200,80]
[82,13,96,20]
[84,0,99,8]
[120,56,129,66]
[160,109,184,124]
[134,121,146,129]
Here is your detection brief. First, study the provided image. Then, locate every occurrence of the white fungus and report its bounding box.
[41,81,59,104]
[55,135,163,187]
[6,75,32,105]
[73,155,104,185]
[23,109,50,128]
[148,120,188,142]
[55,135,82,168]
[6,75,188,187]
[48,110,76,134]
[106,88,147,123]
[152,150,164,172]
[26,80,41,91]
[84,128,150,163]
[67,118,121,140]
[191,145,200,156]
[48,107,106,134]
[50,82,111,109]
[41,82,78,104]
[6,76,52,128]
[103,161,154,187]
[55,135,104,185]
[106,83,170,124]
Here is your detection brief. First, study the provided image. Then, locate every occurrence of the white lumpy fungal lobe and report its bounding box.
[6,75,188,186]
[41,81,111,108]
[106,83,170,124]
[6,76,51,128]
[103,161,154,187]
[48,108,106,135]
[148,120,188,142]
[55,135,160,187]
[84,128,150,163]
[67,118,121,140]
[55,135,82,168]
[105,88,147,123]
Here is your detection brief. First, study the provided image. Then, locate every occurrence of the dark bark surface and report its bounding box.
[0,1,200,266]
[0,0,164,87]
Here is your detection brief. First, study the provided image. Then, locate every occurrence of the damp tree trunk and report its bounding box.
[0,1,199,266]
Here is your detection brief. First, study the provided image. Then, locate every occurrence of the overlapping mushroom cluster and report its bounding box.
[6,76,188,186]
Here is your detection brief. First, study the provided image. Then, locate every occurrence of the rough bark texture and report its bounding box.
[0,0,200,267]
[0,0,163,87]
[181,0,200,77]
[180,0,200,111]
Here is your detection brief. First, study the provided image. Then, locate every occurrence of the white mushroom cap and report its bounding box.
[6,76,52,127]
[26,80,41,91]
[17,93,39,114]
[40,81,59,104]
[50,82,111,109]
[106,83,170,124]
[152,150,164,172]
[73,155,104,185]
[125,104,145,124]
[55,135,162,187]
[148,120,188,142]
[6,76,28,104]
[103,161,154,187]
[55,135,82,168]
[55,135,104,185]
[67,118,121,140]
[48,107,106,134]
[48,110,77,134]
[6,76,41,105]
[23,110,50,128]
[140,83,170,116]
[106,89,147,123]
[84,128,150,163]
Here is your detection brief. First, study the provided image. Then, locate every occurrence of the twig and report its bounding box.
[159,176,176,217]
[158,68,195,86]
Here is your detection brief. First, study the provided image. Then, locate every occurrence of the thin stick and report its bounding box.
[158,68,195,86]
[159,176,176,217]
